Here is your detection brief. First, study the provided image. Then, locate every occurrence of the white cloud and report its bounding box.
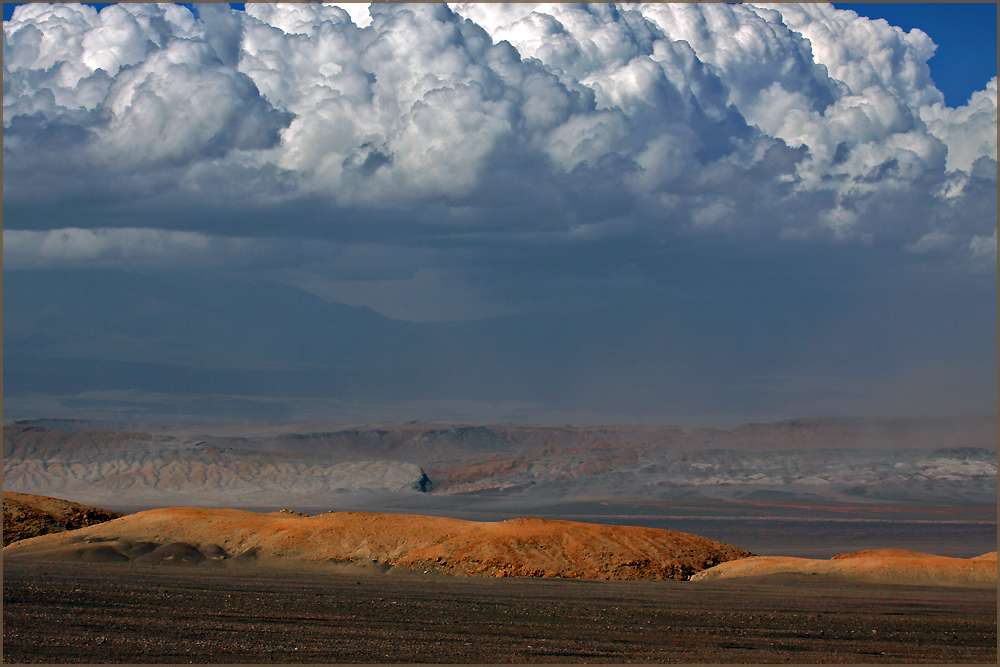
[920,77,998,173]
[2,3,995,260]
[755,3,941,107]
[2,227,467,281]
[904,231,959,255]
[4,228,211,269]
[969,229,997,265]
[0,227,324,271]
[328,3,373,29]
[691,199,737,228]
[3,3,290,177]
[628,3,842,130]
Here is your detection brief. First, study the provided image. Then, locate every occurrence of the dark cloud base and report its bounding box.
[4,269,995,426]
[3,4,995,423]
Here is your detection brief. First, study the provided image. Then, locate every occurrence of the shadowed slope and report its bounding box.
[2,507,752,580]
[2,492,123,546]
[690,549,997,588]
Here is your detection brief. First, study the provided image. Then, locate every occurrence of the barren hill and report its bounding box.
[3,491,123,546]
[690,549,997,589]
[2,508,752,580]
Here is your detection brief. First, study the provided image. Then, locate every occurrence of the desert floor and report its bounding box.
[3,560,995,663]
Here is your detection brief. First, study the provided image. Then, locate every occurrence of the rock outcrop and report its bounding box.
[3,491,123,546]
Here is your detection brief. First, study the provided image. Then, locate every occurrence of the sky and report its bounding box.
[3,3,997,426]
[835,3,996,108]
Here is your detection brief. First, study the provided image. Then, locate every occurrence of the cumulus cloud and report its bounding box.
[5,228,237,270]
[2,2,995,263]
[2,226,458,285]
[919,77,998,173]
[3,3,291,195]
[757,3,942,107]
[969,229,998,265]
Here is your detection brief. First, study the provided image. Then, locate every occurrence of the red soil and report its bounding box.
[3,506,751,580]
[690,548,997,588]
[2,491,124,546]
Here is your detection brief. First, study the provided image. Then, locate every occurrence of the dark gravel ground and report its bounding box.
[3,560,996,663]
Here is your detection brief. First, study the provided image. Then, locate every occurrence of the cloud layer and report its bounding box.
[4,4,995,249]
[2,3,996,423]
[3,1,996,331]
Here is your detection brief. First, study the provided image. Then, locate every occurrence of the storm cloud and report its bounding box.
[3,3,996,424]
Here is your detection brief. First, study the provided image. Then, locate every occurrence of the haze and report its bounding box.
[3,3,996,427]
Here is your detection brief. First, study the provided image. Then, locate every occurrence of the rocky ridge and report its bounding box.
[3,425,432,507]
[5,419,995,510]
[3,491,123,546]
[430,445,997,505]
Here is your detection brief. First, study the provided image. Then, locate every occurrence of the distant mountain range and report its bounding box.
[4,418,995,512]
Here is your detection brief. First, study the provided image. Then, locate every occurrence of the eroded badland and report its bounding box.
[3,416,997,662]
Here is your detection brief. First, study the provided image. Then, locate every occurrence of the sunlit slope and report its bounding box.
[2,508,752,580]
[691,549,997,588]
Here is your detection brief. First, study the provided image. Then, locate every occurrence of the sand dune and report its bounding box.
[690,548,997,588]
[2,506,752,580]
[3,491,123,546]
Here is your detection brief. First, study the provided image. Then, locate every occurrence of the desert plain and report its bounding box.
[3,417,997,663]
